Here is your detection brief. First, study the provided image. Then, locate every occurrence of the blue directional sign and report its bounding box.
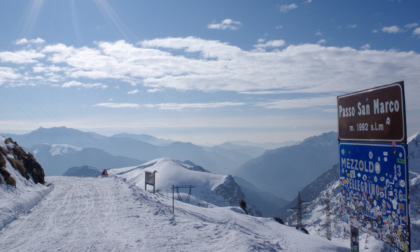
[338,142,409,251]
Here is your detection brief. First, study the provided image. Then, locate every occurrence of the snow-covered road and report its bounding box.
[0,176,347,251]
[0,176,149,251]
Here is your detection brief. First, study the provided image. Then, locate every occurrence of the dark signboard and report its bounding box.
[338,142,409,251]
[337,81,406,143]
[145,171,156,186]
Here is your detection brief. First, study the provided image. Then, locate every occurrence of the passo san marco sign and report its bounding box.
[337,81,406,143]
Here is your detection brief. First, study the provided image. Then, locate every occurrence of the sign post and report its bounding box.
[351,226,359,252]
[337,81,410,252]
[337,81,406,143]
[145,170,157,193]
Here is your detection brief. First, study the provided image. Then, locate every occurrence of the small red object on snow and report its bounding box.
[101,169,108,176]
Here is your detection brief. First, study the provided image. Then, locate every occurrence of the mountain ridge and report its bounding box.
[233,131,339,201]
[1,127,259,175]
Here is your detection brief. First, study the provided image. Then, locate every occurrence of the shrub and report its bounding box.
[23,153,45,184]
[7,157,29,180]
[0,146,8,157]
[240,200,248,215]
[0,153,6,168]
[273,217,285,225]
[12,144,27,160]
[0,168,16,187]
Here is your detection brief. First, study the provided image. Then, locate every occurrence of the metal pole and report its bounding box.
[172,185,175,213]
[153,171,157,194]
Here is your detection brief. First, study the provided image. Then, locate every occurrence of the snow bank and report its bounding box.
[0,181,51,230]
[110,158,244,207]
[0,136,51,230]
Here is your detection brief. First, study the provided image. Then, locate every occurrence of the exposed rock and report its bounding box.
[0,137,45,185]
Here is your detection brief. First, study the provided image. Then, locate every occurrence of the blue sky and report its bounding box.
[1,0,420,145]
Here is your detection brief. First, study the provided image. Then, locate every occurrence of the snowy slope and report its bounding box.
[109,158,245,208]
[0,176,347,251]
[0,137,51,230]
[47,144,82,156]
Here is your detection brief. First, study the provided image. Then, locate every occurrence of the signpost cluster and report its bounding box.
[337,81,410,251]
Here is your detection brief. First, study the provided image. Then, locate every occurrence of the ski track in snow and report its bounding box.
[0,176,347,252]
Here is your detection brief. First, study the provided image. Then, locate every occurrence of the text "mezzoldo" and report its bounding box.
[338,98,400,118]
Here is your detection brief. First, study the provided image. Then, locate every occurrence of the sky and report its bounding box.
[0,0,420,145]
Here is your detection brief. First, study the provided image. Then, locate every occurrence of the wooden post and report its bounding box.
[350,226,359,252]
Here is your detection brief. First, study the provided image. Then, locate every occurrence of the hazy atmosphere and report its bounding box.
[1,0,420,144]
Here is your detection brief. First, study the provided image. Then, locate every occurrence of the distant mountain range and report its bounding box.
[0,127,340,206]
[1,127,266,175]
[63,166,102,177]
[29,144,143,176]
[232,132,339,201]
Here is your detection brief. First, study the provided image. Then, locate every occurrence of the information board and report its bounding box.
[145,171,155,186]
[338,142,409,251]
[337,81,406,143]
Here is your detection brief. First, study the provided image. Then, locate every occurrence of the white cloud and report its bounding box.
[127,89,139,94]
[0,67,21,85]
[95,103,139,108]
[346,24,357,29]
[317,39,326,45]
[279,4,298,13]
[256,97,335,109]
[405,23,418,29]
[382,25,402,33]
[15,38,45,45]
[254,40,286,49]
[62,81,107,89]
[144,102,245,111]
[2,37,420,105]
[140,36,242,60]
[0,50,44,64]
[361,44,371,50]
[413,27,420,37]
[207,19,242,30]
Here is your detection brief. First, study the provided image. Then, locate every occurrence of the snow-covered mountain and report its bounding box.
[110,158,246,209]
[284,133,420,251]
[0,137,50,230]
[233,131,339,201]
[63,165,102,177]
[3,127,257,174]
[29,143,143,176]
